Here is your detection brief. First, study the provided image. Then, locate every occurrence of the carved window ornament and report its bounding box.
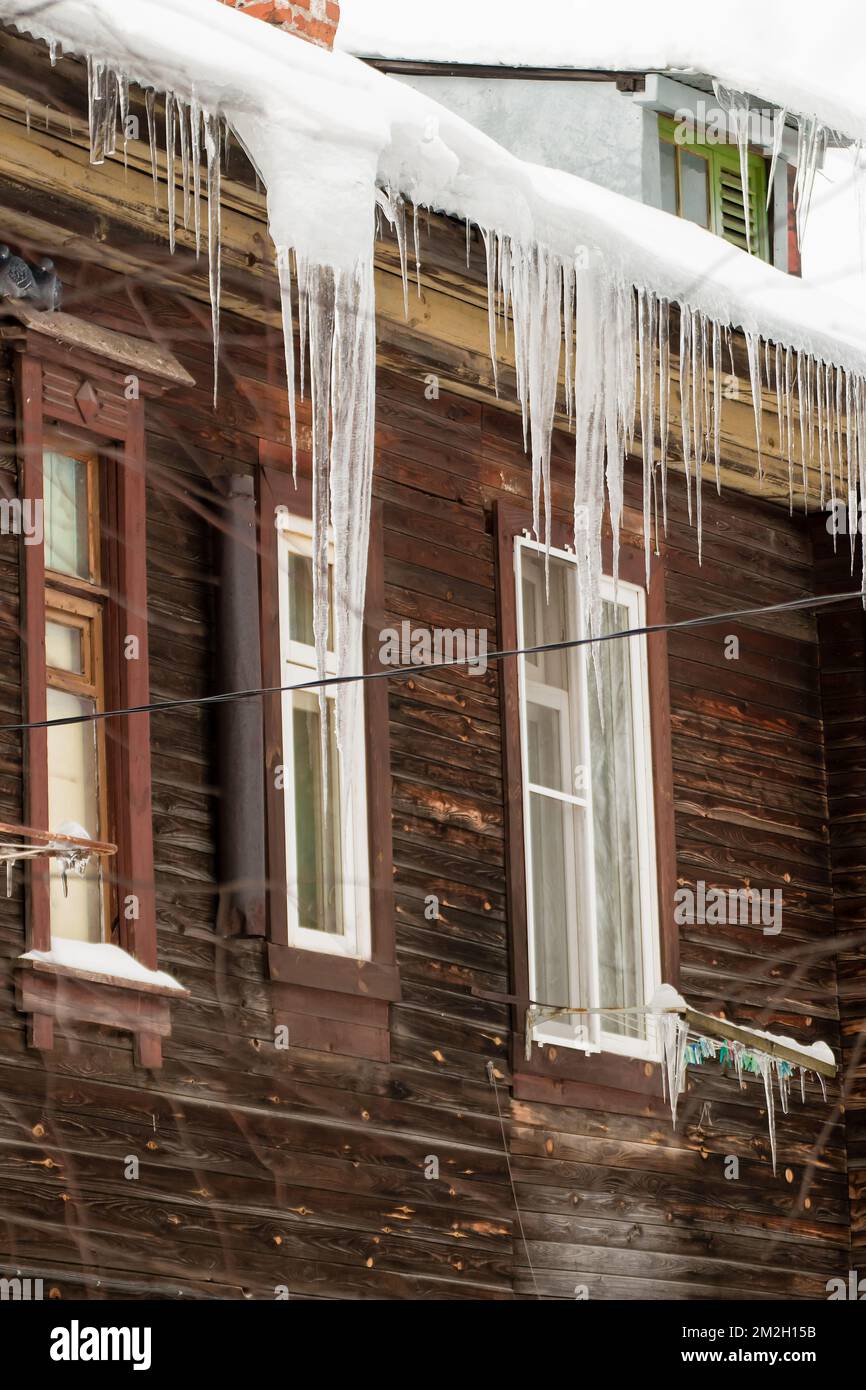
[2,300,194,1068]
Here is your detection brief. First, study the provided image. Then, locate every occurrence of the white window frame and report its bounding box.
[276,510,371,960]
[515,534,662,1062]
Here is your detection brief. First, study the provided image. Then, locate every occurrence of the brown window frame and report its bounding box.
[496,500,678,1110]
[259,446,399,1061]
[12,340,179,1067]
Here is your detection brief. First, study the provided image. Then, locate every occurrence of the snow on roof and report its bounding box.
[4,0,865,370]
[6,0,866,777]
[338,0,866,143]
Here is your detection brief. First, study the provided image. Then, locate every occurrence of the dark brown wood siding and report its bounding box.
[0,233,850,1302]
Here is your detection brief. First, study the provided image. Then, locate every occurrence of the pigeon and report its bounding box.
[0,244,35,301]
[30,256,62,312]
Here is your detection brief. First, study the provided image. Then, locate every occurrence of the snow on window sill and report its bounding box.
[18,939,188,997]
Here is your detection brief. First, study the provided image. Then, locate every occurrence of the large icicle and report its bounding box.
[203,111,222,406]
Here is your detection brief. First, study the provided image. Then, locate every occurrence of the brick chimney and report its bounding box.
[222,1,340,49]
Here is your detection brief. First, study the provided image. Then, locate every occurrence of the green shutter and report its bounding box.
[711,143,769,261]
[658,114,771,263]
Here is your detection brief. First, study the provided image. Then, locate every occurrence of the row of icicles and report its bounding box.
[658,1012,828,1176]
[55,54,866,744]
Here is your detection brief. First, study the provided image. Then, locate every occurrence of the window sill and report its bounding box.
[514,1041,665,1116]
[15,943,189,1068]
[266,943,401,1063]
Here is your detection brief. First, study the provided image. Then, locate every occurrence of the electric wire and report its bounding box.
[0,588,859,733]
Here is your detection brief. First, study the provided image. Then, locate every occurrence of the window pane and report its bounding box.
[528,791,584,1008]
[588,601,646,1038]
[287,550,334,650]
[46,686,102,943]
[679,150,709,228]
[521,550,571,689]
[291,690,343,934]
[46,619,83,674]
[521,549,581,794]
[659,139,677,216]
[44,451,91,580]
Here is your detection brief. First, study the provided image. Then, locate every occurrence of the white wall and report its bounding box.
[396,74,645,200]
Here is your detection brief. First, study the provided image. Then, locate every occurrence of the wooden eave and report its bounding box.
[0,301,194,392]
[0,27,840,515]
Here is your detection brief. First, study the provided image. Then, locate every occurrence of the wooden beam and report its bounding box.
[683,1006,837,1080]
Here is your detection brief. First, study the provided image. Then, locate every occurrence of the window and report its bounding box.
[258,457,398,1062]
[11,325,192,1065]
[497,503,677,1102]
[658,114,770,261]
[515,537,661,1061]
[276,511,370,958]
[43,444,109,943]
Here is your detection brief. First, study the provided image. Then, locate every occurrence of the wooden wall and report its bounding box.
[0,201,853,1300]
[813,519,866,1274]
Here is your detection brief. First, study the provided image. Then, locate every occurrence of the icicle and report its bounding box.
[525,245,562,556]
[785,347,795,513]
[793,115,828,250]
[382,188,409,319]
[276,250,298,480]
[465,217,471,267]
[767,107,787,209]
[659,1010,690,1128]
[190,98,202,258]
[572,263,606,653]
[711,319,722,494]
[178,101,191,231]
[412,203,421,297]
[48,39,58,66]
[817,1071,827,1102]
[658,299,670,531]
[757,1051,778,1175]
[165,92,176,255]
[638,289,655,582]
[816,360,826,508]
[203,111,222,406]
[692,311,704,565]
[117,73,130,170]
[480,227,499,397]
[304,261,335,820]
[602,277,631,590]
[562,261,575,426]
[800,1068,806,1104]
[679,307,693,524]
[797,349,808,501]
[287,256,377,867]
[145,89,159,210]
[297,258,309,401]
[745,330,764,482]
[86,59,118,165]
[776,1059,791,1115]
[713,83,753,254]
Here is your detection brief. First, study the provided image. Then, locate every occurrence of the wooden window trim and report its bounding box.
[658,113,771,263]
[259,446,399,1062]
[12,340,172,1067]
[496,500,678,1111]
